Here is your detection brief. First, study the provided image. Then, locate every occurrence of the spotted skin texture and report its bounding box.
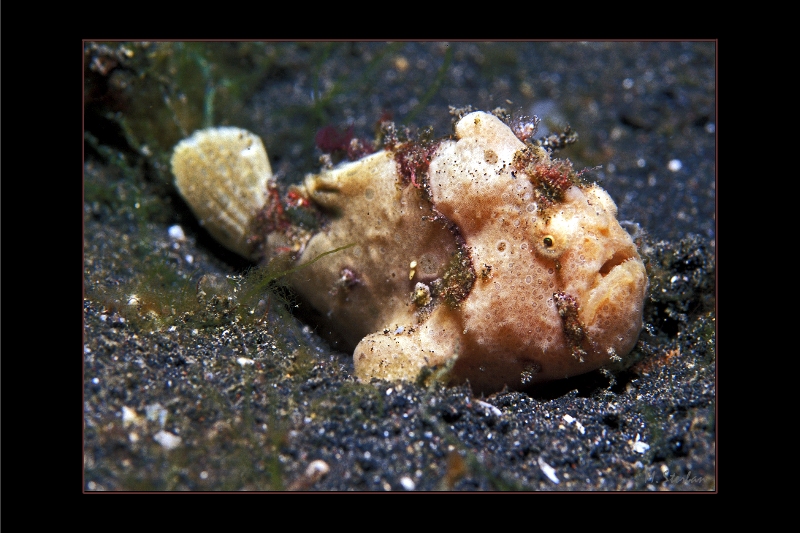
[172,112,648,394]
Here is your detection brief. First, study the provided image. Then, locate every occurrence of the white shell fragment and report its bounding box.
[287,459,331,490]
[171,127,273,258]
[631,433,650,454]
[305,459,330,478]
[476,400,502,417]
[562,414,586,434]
[154,430,182,450]
[538,457,560,484]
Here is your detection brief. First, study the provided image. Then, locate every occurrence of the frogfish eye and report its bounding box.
[543,235,554,248]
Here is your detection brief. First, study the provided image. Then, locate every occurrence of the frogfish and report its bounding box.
[171,110,648,394]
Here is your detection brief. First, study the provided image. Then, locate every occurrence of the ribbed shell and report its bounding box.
[171,127,272,258]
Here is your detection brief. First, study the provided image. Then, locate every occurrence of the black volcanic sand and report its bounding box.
[83,41,716,491]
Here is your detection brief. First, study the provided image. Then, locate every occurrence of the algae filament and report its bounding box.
[89,240,355,332]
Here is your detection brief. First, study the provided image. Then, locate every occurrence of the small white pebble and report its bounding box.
[632,433,650,454]
[200,471,209,480]
[237,357,255,367]
[622,78,634,89]
[154,430,182,450]
[145,403,167,426]
[305,459,330,478]
[400,476,416,490]
[668,159,683,172]
[185,254,194,264]
[168,225,186,241]
[121,406,140,427]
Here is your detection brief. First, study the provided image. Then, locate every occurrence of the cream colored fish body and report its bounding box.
[172,111,648,393]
